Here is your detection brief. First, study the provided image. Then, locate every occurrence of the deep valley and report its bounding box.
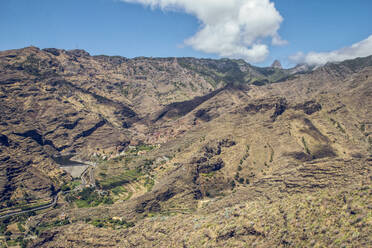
[0,46,371,247]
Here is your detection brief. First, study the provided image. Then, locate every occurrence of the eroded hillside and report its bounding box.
[0,47,371,247]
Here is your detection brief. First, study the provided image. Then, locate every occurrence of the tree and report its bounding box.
[230,180,236,189]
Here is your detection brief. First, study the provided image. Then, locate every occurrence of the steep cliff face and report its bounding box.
[0,47,372,247]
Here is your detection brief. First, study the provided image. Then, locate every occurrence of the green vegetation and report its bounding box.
[30,219,71,235]
[133,88,141,97]
[230,180,236,189]
[61,180,81,192]
[200,172,215,178]
[121,87,129,97]
[142,159,155,171]
[124,144,156,157]
[173,82,187,89]
[19,55,41,76]
[239,144,250,165]
[269,145,274,163]
[144,177,155,192]
[360,124,365,132]
[6,240,18,247]
[98,169,142,190]
[330,118,346,133]
[251,79,268,86]
[90,217,134,229]
[60,184,70,192]
[18,237,28,248]
[124,191,133,201]
[19,200,50,211]
[98,172,107,178]
[17,223,25,233]
[234,171,245,185]
[0,196,45,211]
[0,222,8,235]
[302,137,311,155]
[368,137,372,155]
[0,213,35,239]
[93,143,159,200]
[189,82,197,92]
[234,172,240,181]
[110,155,134,164]
[178,58,276,87]
[65,187,114,208]
[10,54,57,78]
[111,185,127,195]
[270,152,274,162]
[135,144,155,152]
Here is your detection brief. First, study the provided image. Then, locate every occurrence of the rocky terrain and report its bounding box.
[0,47,371,247]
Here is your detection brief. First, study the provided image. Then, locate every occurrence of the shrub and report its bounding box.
[234,172,240,180]
[111,186,127,195]
[17,223,25,232]
[98,169,142,190]
[0,222,8,234]
[302,137,311,155]
[103,197,114,205]
[61,184,71,192]
[144,177,155,192]
[230,181,236,189]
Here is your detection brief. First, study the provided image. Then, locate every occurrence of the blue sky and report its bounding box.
[1,0,371,67]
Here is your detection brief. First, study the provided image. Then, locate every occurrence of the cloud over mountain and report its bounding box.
[121,0,286,63]
[290,34,372,65]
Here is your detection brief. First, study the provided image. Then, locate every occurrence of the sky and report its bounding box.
[1,0,371,67]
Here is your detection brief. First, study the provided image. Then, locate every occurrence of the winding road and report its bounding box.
[80,164,95,187]
[0,161,96,219]
[0,194,59,219]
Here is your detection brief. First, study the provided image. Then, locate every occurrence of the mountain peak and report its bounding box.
[271,59,282,69]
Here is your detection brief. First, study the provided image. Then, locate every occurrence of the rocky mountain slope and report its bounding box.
[0,46,309,207]
[0,47,371,247]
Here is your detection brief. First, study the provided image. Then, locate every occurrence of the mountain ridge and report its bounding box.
[0,46,371,247]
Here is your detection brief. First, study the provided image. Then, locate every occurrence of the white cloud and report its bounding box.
[290,35,372,65]
[121,0,286,63]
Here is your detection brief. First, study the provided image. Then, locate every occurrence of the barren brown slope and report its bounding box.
[27,56,372,247]
[0,46,223,207]
[0,47,371,248]
[0,46,303,207]
[30,71,371,247]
